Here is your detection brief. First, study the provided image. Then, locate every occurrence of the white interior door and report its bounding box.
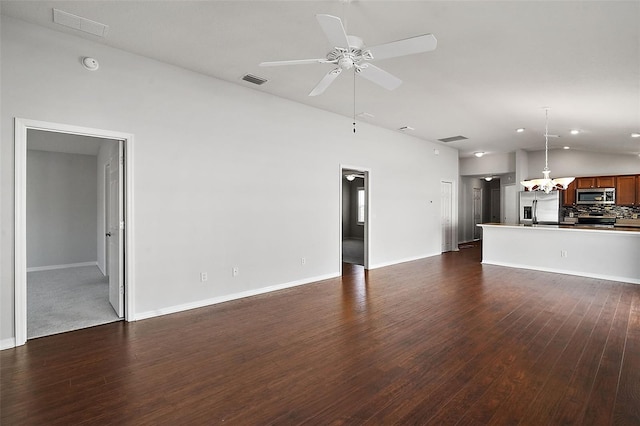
[503,184,517,224]
[441,181,453,252]
[107,141,124,317]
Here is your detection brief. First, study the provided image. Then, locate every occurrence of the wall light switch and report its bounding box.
[200,272,207,282]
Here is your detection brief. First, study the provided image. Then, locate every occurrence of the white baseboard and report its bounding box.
[481,260,640,285]
[27,261,98,273]
[1,337,16,351]
[135,272,341,321]
[369,252,441,270]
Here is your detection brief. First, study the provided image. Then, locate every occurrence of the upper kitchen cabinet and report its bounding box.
[597,176,616,188]
[576,177,595,188]
[616,175,636,205]
[562,180,576,206]
[576,176,616,188]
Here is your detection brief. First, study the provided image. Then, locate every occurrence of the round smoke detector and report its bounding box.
[82,57,99,71]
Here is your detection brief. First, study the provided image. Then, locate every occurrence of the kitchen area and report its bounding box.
[479,173,640,284]
[519,175,640,228]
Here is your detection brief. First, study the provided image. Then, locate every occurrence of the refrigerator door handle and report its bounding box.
[533,199,538,224]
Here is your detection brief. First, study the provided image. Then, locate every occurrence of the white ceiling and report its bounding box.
[3,1,640,158]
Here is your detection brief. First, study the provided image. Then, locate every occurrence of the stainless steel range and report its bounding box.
[577,213,617,227]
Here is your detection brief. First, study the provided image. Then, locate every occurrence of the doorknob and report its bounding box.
[106,232,112,237]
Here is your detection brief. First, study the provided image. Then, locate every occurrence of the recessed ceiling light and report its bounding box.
[516,128,525,133]
[357,112,374,119]
[563,146,570,150]
[570,129,580,135]
[474,152,485,158]
[631,132,640,138]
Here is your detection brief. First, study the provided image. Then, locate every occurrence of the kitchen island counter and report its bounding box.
[479,223,640,284]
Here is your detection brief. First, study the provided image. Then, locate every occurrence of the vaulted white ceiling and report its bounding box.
[3,1,639,158]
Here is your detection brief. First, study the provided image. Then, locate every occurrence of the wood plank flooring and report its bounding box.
[2,243,640,425]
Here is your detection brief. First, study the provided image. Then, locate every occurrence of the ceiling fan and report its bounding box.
[260,14,437,96]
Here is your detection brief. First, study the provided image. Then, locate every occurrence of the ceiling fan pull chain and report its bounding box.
[353,69,356,133]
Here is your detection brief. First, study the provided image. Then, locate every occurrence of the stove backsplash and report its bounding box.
[562,205,640,219]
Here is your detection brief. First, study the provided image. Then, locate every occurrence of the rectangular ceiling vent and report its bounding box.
[242,74,268,85]
[53,9,109,37]
[438,135,468,143]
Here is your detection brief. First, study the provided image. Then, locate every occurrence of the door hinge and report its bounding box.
[120,285,124,294]
[119,221,125,230]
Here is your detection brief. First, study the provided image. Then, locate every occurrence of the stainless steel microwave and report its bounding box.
[576,188,615,205]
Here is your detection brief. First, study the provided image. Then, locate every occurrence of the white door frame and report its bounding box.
[339,165,371,272]
[14,118,135,347]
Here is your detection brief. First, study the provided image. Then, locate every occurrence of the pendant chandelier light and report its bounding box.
[520,108,575,193]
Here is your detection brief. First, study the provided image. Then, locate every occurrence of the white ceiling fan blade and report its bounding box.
[309,68,342,96]
[366,34,437,61]
[316,14,350,49]
[356,64,402,91]
[260,58,331,67]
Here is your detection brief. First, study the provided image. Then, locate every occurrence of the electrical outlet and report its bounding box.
[200,272,208,282]
[232,267,239,277]
[561,250,568,258]
[633,213,638,219]
[301,257,306,265]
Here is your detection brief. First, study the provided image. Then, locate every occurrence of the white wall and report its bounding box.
[0,17,459,343]
[526,149,640,179]
[459,152,516,176]
[26,149,97,268]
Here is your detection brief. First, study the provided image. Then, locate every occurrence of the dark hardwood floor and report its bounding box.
[2,242,640,425]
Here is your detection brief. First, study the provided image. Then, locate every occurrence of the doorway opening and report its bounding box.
[14,118,135,347]
[441,180,454,252]
[472,187,482,240]
[340,166,370,274]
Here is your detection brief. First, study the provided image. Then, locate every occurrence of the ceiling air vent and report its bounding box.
[438,135,468,143]
[53,9,109,37]
[242,74,268,85]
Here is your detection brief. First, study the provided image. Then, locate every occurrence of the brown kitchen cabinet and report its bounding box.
[563,180,576,206]
[597,176,616,188]
[576,177,595,188]
[576,176,616,188]
[616,175,637,205]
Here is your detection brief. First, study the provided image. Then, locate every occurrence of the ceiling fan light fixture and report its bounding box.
[484,176,493,182]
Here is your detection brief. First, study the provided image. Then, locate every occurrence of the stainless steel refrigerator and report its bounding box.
[519,191,560,225]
